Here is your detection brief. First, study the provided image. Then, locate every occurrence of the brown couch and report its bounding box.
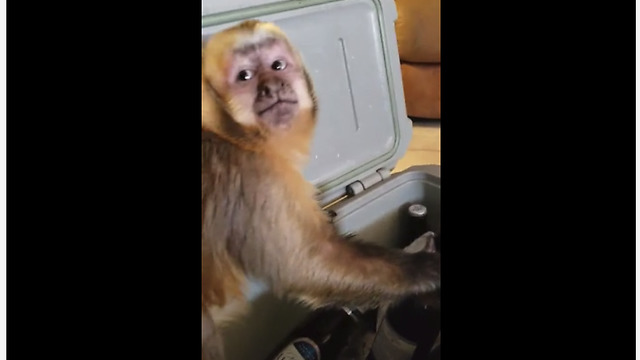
[394,0,441,120]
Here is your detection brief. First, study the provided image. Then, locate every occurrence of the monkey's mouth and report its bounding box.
[256,99,298,116]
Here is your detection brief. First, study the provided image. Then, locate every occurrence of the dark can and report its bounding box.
[406,203,429,245]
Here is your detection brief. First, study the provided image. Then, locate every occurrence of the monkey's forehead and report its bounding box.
[232,36,280,56]
[237,21,287,42]
[211,21,288,49]
[203,21,297,74]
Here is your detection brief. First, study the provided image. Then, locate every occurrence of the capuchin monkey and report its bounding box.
[202,20,440,360]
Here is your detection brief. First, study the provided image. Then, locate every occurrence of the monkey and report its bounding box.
[201,20,440,360]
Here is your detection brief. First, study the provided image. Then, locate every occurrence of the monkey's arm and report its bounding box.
[289,230,439,309]
[247,191,440,310]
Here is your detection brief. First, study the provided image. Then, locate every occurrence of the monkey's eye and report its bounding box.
[237,70,254,81]
[271,60,287,71]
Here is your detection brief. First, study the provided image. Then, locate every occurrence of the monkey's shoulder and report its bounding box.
[203,133,302,187]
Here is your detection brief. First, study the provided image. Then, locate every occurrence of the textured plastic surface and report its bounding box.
[202,0,413,205]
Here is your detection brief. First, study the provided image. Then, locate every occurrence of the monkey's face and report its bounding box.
[227,39,301,128]
[203,21,315,131]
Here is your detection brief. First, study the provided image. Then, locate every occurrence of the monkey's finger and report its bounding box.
[404,231,438,254]
[416,288,441,309]
[424,232,437,253]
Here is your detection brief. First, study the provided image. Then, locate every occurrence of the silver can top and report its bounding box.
[408,204,427,217]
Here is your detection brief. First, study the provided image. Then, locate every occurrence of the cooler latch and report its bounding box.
[346,168,391,196]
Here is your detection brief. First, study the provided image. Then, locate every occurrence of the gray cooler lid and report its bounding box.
[202,0,413,206]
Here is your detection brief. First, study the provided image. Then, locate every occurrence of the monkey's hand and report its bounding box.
[201,311,224,360]
[416,287,441,310]
[403,231,438,254]
[400,249,441,293]
[404,231,441,309]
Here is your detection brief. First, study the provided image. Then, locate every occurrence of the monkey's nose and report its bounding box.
[257,79,284,98]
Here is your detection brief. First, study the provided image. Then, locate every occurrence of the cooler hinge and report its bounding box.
[346,168,391,196]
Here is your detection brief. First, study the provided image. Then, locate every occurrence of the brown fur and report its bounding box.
[201,20,440,360]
